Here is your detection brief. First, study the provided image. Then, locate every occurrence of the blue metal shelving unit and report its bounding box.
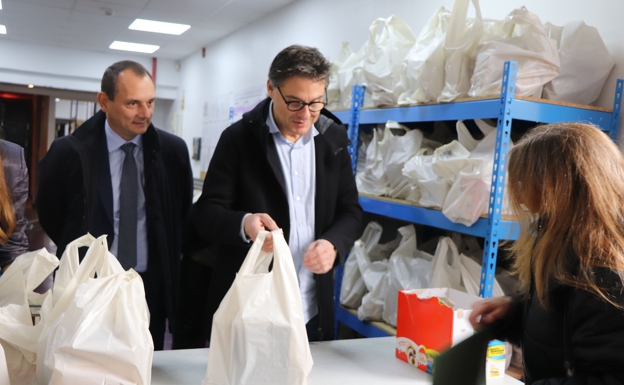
[334,61,623,337]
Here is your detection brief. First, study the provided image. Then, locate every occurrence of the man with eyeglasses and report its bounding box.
[184,45,362,346]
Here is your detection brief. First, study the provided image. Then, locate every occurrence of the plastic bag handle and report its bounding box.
[238,231,273,275]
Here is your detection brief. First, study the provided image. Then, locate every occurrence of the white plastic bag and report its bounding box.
[340,222,383,308]
[382,225,433,326]
[356,127,388,196]
[37,235,153,385]
[357,261,389,322]
[542,20,614,105]
[0,249,58,385]
[460,254,504,297]
[469,7,560,98]
[205,230,312,385]
[327,42,354,110]
[0,342,9,385]
[402,147,449,208]
[438,0,483,102]
[338,44,374,109]
[430,237,464,291]
[399,6,450,104]
[378,121,424,198]
[443,120,513,226]
[363,15,416,106]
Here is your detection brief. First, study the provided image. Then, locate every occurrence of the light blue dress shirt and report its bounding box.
[105,120,148,272]
[266,101,318,323]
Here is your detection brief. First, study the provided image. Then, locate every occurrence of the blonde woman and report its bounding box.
[470,122,624,384]
[0,137,29,273]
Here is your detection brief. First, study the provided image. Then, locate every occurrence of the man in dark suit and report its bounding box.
[36,60,193,350]
[191,45,362,343]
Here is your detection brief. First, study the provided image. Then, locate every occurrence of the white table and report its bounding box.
[151,337,521,384]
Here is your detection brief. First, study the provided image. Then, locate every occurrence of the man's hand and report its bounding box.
[303,239,336,274]
[244,213,278,252]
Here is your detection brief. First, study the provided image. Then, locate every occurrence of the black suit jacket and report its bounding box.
[194,98,363,340]
[36,110,193,321]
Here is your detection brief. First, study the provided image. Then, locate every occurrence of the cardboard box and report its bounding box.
[395,287,481,373]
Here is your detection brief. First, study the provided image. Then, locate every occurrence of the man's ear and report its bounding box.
[266,80,274,100]
[97,92,109,112]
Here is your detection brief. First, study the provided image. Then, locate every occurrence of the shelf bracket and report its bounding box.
[479,61,517,298]
[610,79,623,142]
[347,85,366,176]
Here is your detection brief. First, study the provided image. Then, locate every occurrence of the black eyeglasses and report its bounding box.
[277,87,326,112]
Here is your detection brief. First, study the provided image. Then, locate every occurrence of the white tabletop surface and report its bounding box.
[151,336,521,385]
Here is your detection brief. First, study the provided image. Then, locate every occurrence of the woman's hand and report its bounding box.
[469,296,515,329]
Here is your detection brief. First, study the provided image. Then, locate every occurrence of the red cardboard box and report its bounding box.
[395,288,481,373]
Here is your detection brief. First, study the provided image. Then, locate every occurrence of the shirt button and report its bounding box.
[295,171,299,176]
[296,196,300,201]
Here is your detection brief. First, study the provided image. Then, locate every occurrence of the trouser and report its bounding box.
[172,254,212,349]
[139,269,167,351]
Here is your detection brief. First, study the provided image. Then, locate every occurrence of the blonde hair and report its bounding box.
[0,151,15,243]
[507,122,624,309]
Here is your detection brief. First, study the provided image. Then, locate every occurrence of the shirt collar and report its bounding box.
[105,120,143,153]
[266,100,318,145]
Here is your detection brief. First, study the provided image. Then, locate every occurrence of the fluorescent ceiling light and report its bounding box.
[109,41,159,54]
[0,1,3,10]
[0,25,5,35]
[129,19,190,35]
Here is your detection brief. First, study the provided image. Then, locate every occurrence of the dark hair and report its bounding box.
[268,45,331,88]
[101,60,153,101]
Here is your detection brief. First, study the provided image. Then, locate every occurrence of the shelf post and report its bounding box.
[347,85,366,176]
[610,79,623,141]
[479,61,518,298]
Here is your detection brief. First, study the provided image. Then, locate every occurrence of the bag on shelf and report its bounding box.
[542,20,614,105]
[438,0,484,102]
[430,236,465,292]
[399,6,451,105]
[205,230,312,385]
[402,147,448,207]
[357,260,390,321]
[460,254,505,297]
[0,248,59,385]
[326,42,354,110]
[356,228,403,322]
[340,222,383,309]
[382,225,433,326]
[363,15,417,106]
[37,234,153,385]
[338,44,374,110]
[356,127,388,196]
[469,6,560,98]
[377,121,424,199]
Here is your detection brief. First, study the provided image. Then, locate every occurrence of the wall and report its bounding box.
[176,0,624,178]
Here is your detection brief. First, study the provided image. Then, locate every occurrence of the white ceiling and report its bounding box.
[0,0,298,60]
